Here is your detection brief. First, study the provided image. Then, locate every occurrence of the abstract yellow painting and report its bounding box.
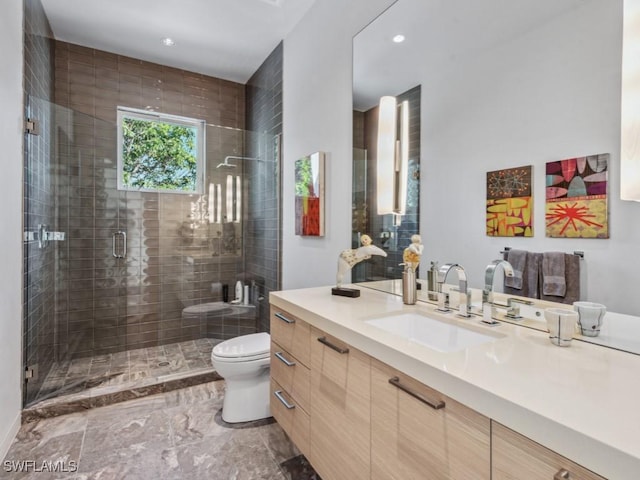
[486,166,533,237]
[545,154,609,238]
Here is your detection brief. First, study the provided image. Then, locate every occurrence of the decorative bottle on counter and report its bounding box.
[402,266,417,305]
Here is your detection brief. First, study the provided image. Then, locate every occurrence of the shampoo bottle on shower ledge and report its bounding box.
[232,281,243,304]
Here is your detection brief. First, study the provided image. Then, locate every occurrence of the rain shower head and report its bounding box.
[216,155,260,168]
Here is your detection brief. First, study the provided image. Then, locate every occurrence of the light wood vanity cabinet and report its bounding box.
[371,358,491,480]
[309,327,371,480]
[492,422,606,480]
[269,304,607,480]
[269,308,311,455]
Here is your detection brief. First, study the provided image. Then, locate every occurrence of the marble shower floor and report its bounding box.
[24,339,223,422]
[3,380,319,479]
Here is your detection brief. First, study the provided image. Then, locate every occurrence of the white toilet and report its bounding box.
[211,332,271,423]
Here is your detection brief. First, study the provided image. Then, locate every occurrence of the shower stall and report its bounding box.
[22,96,282,408]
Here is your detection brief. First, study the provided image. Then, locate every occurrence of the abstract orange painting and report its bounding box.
[486,166,533,237]
[295,152,325,236]
[545,154,609,238]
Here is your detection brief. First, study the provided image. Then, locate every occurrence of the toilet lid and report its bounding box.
[212,332,270,359]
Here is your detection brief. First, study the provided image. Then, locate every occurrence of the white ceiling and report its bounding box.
[40,0,315,83]
[353,0,589,111]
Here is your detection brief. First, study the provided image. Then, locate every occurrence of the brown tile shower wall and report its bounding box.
[245,42,283,333]
[53,41,249,358]
[23,0,56,405]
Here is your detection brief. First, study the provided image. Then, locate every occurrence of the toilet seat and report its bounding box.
[212,332,270,363]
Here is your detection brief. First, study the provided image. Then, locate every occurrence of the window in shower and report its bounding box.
[117,106,205,193]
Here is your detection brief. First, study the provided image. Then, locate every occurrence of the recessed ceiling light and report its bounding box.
[393,34,405,43]
[162,37,175,47]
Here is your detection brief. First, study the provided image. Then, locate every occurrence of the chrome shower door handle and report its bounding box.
[112,231,127,258]
[120,231,127,258]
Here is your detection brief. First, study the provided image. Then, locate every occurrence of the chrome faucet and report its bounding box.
[436,263,471,317]
[482,260,533,322]
[482,259,514,325]
[483,260,514,304]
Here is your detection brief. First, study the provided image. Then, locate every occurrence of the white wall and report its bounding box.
[282,0,395,289]
[422,0,640,315]
[0,0,24,458]
[284,0,640,316]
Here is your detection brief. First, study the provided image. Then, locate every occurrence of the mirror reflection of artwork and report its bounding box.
[486,165,533,237]
[295,152,325,236]
[545,154,609,239]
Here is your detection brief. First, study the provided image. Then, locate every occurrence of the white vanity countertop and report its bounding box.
[270,285,640,480]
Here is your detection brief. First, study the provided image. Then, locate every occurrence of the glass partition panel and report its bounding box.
[23,96,278,406]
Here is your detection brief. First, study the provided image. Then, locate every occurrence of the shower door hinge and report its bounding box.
[24,118,40,136]
[24,365,38,382]
[24,225,66,249]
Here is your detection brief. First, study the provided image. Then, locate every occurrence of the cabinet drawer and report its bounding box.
[371,358,490,480]
[270,308,310,367]
[310,327,371,480]
[492,422,606,480]
[270,379,310,456]
[270,341,310,412]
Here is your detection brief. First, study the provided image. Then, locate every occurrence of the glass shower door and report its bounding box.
[22,96,130,406]
[23,95,58,406]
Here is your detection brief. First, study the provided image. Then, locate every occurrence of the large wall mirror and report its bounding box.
[353,0,640,348]
[352,3,421,283]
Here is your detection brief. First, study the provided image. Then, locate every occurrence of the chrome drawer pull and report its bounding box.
[274,390,295,409]
[274,351,296,367]
[553,469,570,480]
[275,312,295,324]
[317,336,349,354]
[389,376,445,410]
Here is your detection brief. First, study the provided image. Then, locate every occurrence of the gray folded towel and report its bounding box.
[504,249,526,289]
[542,252,566,297]
[540,254,580,304]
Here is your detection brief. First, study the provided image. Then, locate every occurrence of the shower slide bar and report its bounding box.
[112,231,127,258]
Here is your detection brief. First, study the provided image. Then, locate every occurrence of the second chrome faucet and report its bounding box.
[436,263,472,317]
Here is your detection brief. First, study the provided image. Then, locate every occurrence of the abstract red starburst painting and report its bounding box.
[545,154,609,238]
[486,165,533,237]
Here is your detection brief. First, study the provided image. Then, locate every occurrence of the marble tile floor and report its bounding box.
[24,339,224,422]
[3,380,320,480]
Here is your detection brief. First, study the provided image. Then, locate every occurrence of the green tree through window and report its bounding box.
[117,108,204,193]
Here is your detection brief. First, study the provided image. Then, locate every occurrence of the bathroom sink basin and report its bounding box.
[365,312,501,353]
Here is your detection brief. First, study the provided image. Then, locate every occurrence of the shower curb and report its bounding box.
[21,369,222,423]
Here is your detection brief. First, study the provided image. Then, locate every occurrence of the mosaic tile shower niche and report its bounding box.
[545,154,609,239]
[486,165,533,237]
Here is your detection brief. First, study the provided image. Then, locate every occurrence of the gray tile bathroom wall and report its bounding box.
[245,42,283,333]
[53,41,251,359]
[23,0,56,405]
